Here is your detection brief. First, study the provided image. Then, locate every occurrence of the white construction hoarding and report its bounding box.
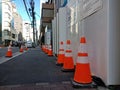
[67,0,120,86]
[58,7,67,55]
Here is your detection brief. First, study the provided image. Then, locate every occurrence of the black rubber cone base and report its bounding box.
[48,55,53,57]
[71,79,97,88]
[92,76,106,87]
[6,56,12,57]
[56,62,63,66]
[61,68,75,72]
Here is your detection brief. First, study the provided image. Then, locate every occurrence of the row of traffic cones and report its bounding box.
[41,44,53,56]
[56,40,74,72]
[19,45,28,52]
[56,36,97,88]
[40,36,98,88]
[6,44,28,57]
[62,40,74,71]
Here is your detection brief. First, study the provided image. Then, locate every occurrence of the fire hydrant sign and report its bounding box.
[80,0,102,19]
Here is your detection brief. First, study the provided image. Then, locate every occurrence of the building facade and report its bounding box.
[0,0,23,46]
[12,2,23,42]
[23,21,33,42]
[2,0,13,46]
[40,0,54,45]
[54,0,67,16]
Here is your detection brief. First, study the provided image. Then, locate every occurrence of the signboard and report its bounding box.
[61,0,67,7]
[80,0,102,20]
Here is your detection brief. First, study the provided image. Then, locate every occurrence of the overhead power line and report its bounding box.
[23,0,31,21]
[29,0,36,43]
[26,0,31,9]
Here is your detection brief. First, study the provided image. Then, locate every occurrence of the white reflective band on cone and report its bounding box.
[77,57,89,64]
[60,42,64,48]
[8,49,11,51]
[66,45,70,49]
[59,50,64,54]
[65,52,72,57]
[79,44,87,53]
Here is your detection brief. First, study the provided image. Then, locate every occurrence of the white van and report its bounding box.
[26,41,32,48]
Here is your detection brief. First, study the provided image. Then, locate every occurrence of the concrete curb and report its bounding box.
[0,51,27,64]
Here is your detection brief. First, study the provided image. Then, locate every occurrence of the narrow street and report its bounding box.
[0,47,110,90]
[0,47,77,89]
[0,0,120,89]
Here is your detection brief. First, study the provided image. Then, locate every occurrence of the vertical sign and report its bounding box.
[61,0,68,7]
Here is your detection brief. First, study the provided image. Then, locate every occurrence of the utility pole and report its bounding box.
[29,0,35,44]
[34,17,38,45]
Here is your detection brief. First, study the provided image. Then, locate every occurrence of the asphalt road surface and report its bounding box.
[0,47,74,86]
[0,47,118,90]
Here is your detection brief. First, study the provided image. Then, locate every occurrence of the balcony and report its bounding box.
[42,3,54,10]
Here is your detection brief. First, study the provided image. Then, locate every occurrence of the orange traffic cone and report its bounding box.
[42,45,45,52]
[25,45,28,50]
[45,45,48,54]
[44,45,47,53]
[62,40,74,72]
[19,45,23,52]
[56,41,65,66]
[41,45,44,51]
[72,36,97,88]
[48,45,53,56]
[6,44,12,57]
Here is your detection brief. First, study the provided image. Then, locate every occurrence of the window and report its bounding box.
[4,3,11,11]
[12,33,15,38]
[4,29,10,36]
[4,12,11,20]
[4,21,10,27]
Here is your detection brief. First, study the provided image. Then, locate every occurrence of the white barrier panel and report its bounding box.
[66,0,80,65]
[52,19,55,54]
[56,13,59,55]
[66,0,120,86]
[58,7,67,55]
[52,17,57,55]
[80,0,120,85]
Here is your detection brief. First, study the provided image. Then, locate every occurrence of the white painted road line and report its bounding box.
[0,51,27,64]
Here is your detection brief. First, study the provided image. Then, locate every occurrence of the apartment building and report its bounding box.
[0,0,23,46]
[12,2,23,42]
[1,0,13,46]
[23,21,33,42]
